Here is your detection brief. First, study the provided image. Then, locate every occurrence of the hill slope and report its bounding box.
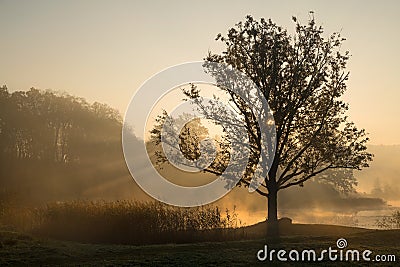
[1,225,399,266]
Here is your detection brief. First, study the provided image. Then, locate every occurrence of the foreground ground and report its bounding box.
[0,225,399,266]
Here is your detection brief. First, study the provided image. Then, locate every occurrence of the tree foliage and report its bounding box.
[0,86,121,163]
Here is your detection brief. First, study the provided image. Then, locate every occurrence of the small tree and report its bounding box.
[151,14,372,236]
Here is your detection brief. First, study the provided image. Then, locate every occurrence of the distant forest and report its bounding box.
[0,86,133,204]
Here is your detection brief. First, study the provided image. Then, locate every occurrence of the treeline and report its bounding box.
[0,86,134,205]
[0,86,121,163]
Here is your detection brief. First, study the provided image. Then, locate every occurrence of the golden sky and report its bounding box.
[1,0,399,144]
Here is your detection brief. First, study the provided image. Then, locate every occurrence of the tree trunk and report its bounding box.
[267,186,279,240]
[54,124,60,162]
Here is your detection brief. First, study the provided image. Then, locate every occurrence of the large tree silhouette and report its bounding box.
[151,14,373,236]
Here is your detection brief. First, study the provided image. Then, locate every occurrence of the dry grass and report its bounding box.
[1,200,245,245]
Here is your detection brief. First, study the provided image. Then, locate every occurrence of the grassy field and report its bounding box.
[1,226,399,266]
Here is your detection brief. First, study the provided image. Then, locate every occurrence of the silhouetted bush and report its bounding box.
[376,210,400,229]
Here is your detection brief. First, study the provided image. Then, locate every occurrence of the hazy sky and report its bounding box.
[1,0,399,144]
